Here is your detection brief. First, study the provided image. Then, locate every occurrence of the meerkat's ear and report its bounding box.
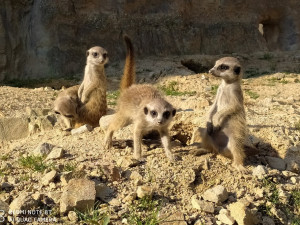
[144,107,148,115]
[86,50,89,56]
[172,109,176,116]
[234,66,241,75]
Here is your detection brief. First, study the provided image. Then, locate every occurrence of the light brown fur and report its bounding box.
[104,36,176,161]
[201,57,247,171]
[54,46,108,128]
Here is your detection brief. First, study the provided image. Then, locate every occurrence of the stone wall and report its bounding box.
[0,0,300,80]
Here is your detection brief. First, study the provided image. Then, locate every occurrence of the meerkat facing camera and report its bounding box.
[104,36,177,161]
[202,57,247,171]
[54,46,108,128]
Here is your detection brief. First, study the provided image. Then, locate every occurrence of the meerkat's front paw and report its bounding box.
[104,138,112,149]
[233,163,248,173]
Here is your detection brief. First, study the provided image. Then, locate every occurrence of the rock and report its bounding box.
[191,196,215,213]
[191,127,202,144]
[229,201,258,225]
[42,170,57,186]
[217,209,235,225]
[33,142,54,156]
[262,216,275,225]
[286,160,300,173]
[122,192,137,204]
[130,171,143,185]
[270,207,287,224]
[265,156,287,171]
[102,164,121,181]
[68,211,78,222]
[46,147,64,160]
[60,172,73,185]
[71,124,93,135]
[202,185,228,203]
[99,115,113,130]
[9,193,38,211]
[117,156,140,168]
[60,178,96,214]
[160,211,187,225]
[95,182,114,203]
[136,185,153,198]
[0,117,29,141]
[38,115,56,131]
[48,192,62,204]
[0,199,9,211]
[291,176,300,184]
[252,165,268,179]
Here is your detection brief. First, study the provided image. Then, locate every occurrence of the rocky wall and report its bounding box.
[0,0,300,80]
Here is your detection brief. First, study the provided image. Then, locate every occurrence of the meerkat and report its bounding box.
[54,46,108,128]
[54,85,80,129]
[202,57,247,171]
[104,36,177,161]
[76,46,109,127]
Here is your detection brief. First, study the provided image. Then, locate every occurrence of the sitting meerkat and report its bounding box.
[54,45,108,128]
[202,57,247,171]
[104,36,177,161]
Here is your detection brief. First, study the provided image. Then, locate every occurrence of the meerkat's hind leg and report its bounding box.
[226,137,247,172]
[159,127,176,161]
[104,113,129,149]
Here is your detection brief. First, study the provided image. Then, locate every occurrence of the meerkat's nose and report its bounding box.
[209,69,213,74]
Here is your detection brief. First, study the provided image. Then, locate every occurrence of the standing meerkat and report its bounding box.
[53,45,108,128]
[76,46,109,127]
[104,36,177,161]
[202,57,247,171]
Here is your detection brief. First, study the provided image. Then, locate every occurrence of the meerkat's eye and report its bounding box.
[163,111,170,119]
[55,111,60,115]
[64,115,74,118]
[150,110,157,117]
[218,64,229,71]
[103,53,107,59]
[92,52,98,57]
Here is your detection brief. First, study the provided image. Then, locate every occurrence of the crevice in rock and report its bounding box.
[181,59,210,73]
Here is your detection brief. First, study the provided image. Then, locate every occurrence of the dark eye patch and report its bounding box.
[55,111,60,115]
[103,53,107,59]
[163,111,170,119]
[218,64,229,71]
[150,110,157,117]
[64,115,74,118]
[92,52,98,57]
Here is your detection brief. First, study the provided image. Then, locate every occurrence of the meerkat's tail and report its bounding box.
[120,35,135,91]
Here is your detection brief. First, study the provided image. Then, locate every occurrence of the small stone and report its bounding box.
[136,185,153,198]
[191,196,215,213]
[42,170,57,186]
[123,192,137,204]
[117,156,140,168]
[262,216,275,225]
[60,172,73,185]
[160,211,187,225]
[108,198,121,206]
[0,199,9,211]
[48,192,62,204]
[191,128,202,144]
[265,157,286,171]
[130,171,143,182]
[60,178,96,214]
[71,124,93,135]
[229,201,258,225]
[291,176,300,184]
[203,185,228,203]
[102,165,121,181]
[9,193,38,211]
[99,115,113,130]
[252,165,268,179]
[33,142,54,156]
[217,209,235,225]
[46,147,64,160]
[68,211,78,222]
[95,182,114,203]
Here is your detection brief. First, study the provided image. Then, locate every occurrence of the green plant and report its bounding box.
[19,174,31,181]
[294,78,300,83]
[291,190,300,208]
[159,81,196,96]
[261,53,273,60]
[124,196,163,225]
[107,90,120,106]
[279,79,288,84]
[210,85,219,95]
[75,203,110,225]
[1,154,9,161]
[63,162,77,172]
[245,90,260,100]
[19,155,50,172]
